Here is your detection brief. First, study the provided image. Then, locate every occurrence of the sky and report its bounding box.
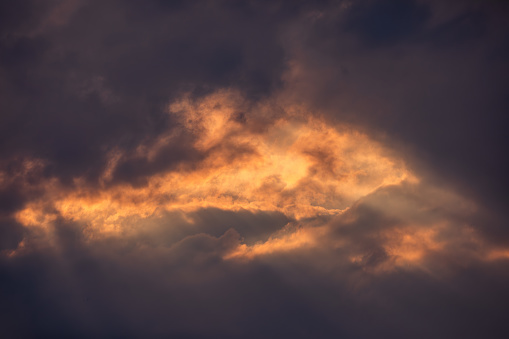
[1,0,509,338]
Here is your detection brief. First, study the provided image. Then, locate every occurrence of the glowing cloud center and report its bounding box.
[16,91,415,239]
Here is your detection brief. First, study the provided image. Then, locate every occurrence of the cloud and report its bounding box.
[2,180,509,338]
[1,1,509,338]
[8,89,415,242]
[0,0,302,192]
[278,0,509,240]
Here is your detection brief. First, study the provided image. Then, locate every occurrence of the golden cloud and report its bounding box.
[15,90,414,238]
[7,90,508,269]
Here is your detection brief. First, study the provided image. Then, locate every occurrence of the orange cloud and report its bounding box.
[224,224,328,260]
[15,90,414,240]
[7,90,509,270]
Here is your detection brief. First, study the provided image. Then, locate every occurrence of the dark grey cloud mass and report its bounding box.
[1,0,509,338]
[289,0,509,240]
[2,185,509,338]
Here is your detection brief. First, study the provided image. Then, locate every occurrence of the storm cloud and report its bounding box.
[1,1,509,338]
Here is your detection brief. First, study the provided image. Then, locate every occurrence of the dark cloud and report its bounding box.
[344,0,431,46]
[122,208,291,248]
[2,185,509,338]
[0,218,24,251]
[288,0,509,240]
[0,0,305,194]
[1,1,509,338]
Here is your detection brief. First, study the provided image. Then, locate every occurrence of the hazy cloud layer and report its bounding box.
[1,1,509,338]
